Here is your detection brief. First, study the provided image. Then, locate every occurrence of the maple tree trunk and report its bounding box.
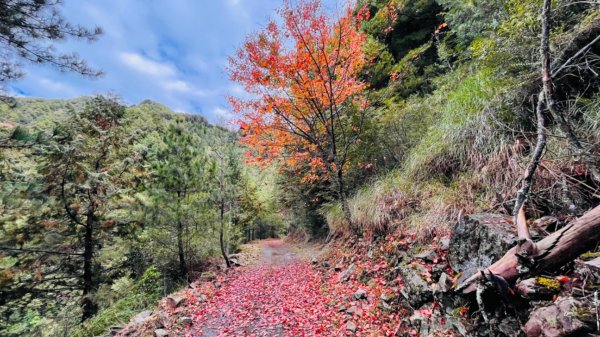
[81,204,97,321]
[458,204,600,293]
[336,168,353,232]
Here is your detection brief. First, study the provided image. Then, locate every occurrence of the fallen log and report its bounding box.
[457,204,600,293]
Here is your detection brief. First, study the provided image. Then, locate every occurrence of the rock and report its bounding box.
[156,311,169,329]
[179,316,192,325]
[214,282,221,289]
[346,321,358,332]
[449,213,525,284]
[311,256,318,265]
[582,256,600,271]
[379,300,392,311]
[397,251,409,263]
[346,306,360,315]
[398,264,433,308]
[409,311,468,337]
[415,249,436,262]
[354,288,368,300]
[166,294,187,308]
[338,263,356,282]
[523,297,595,337]
[154,328,169,337]
[380,292,394,302]
[436,273,452,293]
[574,257,600,287]
[321,261,330,268]
[439,237,451,250]
[132,310,152,324]
[516,277,561,299]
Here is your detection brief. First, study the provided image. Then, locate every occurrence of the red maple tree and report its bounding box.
[228,0,369,228]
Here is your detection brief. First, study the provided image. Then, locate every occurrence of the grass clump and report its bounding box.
[73,267,164,337]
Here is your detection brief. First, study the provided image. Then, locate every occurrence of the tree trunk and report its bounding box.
[81,205,97,321]
[336,168,353,232]
[177,219,187,281]
[220,200,231,269]
[513,92,547,224]
[458,204,600,293]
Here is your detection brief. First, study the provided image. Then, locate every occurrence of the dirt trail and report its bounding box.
[258,239,299,265]
[191,239,324,337]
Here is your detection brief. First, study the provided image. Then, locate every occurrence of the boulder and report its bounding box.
[398,263,433,308]
[523,297,595,337]
[449,213,521,284]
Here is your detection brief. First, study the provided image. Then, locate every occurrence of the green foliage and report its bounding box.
[74,267,163,337]
[0,96,283,336]
[325,0,600,240]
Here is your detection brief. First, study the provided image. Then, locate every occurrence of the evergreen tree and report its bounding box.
[39,95,137,320]
[0,0,102,101]
[147,121,213,282]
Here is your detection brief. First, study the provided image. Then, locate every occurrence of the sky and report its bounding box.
[9,0,339,124]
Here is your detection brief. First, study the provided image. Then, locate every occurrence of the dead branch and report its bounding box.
[458,204,600,293]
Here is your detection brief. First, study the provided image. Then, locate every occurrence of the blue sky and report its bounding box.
[10,0,339,124]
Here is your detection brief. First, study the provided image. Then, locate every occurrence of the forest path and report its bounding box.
[190,239,332,337]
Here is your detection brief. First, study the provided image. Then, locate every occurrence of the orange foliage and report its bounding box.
[229,0,368,181]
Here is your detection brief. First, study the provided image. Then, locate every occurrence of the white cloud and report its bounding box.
[213,107,233,119]
[118,52,175,77]
[162,80,207,96]
[38,77,78,96]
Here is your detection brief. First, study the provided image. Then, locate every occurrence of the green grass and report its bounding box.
[326,66,520,241]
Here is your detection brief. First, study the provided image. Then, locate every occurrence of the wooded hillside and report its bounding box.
[1,0,600,336]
